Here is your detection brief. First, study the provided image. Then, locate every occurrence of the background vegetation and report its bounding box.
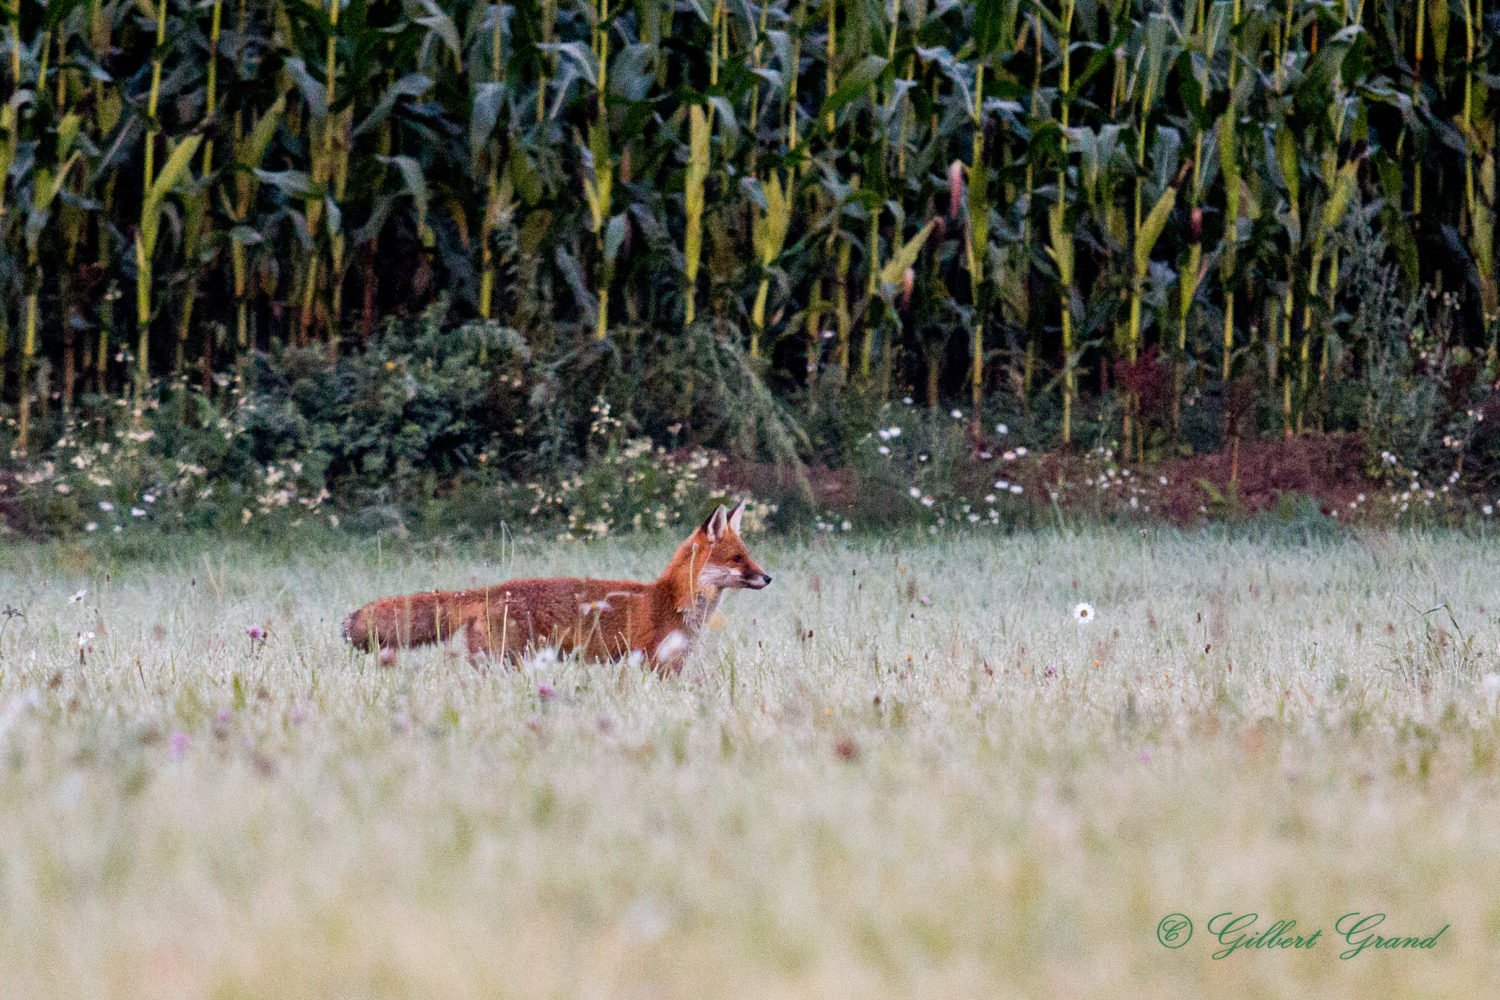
[2,530,1500,996]
[1,0,1497,533]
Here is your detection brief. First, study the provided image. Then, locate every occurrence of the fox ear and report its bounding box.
[727,500,746,533]
[701,504,728,542]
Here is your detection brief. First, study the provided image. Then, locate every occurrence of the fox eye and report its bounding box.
[732,554,745,563]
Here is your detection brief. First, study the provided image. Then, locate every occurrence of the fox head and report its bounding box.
[690,500,772,590]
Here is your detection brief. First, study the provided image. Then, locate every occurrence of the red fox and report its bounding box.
[341,501,771,672]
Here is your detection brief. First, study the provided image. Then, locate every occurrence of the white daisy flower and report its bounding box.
[1073,602,1096,625]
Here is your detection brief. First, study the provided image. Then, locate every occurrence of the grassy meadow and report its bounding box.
[1,528,1499,997]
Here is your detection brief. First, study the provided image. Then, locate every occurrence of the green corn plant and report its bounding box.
[1170,0,1225,439]
[893,5,918,180]
[0,0,1486,467]
[1012,14,1046,403]
[119,0,171,394]
[295,0,342,346]
[0,0,25,406]
[750,170,792,358]
[17,115,84,454]
[1120,12,1175,457]
[878,218,938,290]
[965,144,991,422]
[683,104,709,326]
[822,0,836,134]
[829,193,852,380]
[142,0,166,209]
[135,135,202,399]
[1302,7,1366,429]
[1045,0,1078,446]
[879,214,938,395]
[172,0,226,382]
[474,3,511,323]
[56,36,91,415]
[747,0,772,133]
[87,0,122,395]
[582,119,616,341]
[857,0,903,387]
[1215,0,1251,383]
[1458,0,1496,353]
[786,0,808,156]
[537,0,556,122]
[1394,0,1430,231]
[228,95,285,350]
[1273,114,1300,435]
[968,0,1017,423]
[593,0,610,118]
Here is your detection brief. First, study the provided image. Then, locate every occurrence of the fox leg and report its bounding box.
[350,626,398,666]
[465,623,493,663]
[464,620,518,667]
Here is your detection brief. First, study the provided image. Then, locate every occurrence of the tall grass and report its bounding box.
[2,530,1500,995]
[0,0,1495,455]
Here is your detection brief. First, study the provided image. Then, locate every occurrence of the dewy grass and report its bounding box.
[1,528,1499,996]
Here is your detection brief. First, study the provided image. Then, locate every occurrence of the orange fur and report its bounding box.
[341,503,771,673]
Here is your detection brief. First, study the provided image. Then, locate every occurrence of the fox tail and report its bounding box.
[341,590,468,653]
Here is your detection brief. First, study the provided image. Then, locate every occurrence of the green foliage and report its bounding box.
[0,305,777,539]
[0,0,1497,521]
[841,404,1038,532]
[0,0,1488,440]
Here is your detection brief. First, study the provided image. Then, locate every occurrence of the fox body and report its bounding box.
[341,502,771,672]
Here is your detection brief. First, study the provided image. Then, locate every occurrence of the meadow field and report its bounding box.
[1,527,1498,998]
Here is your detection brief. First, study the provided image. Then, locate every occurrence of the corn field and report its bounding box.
[0,0,1496,458]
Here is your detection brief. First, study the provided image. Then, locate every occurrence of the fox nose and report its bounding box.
[760,574,773,586]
